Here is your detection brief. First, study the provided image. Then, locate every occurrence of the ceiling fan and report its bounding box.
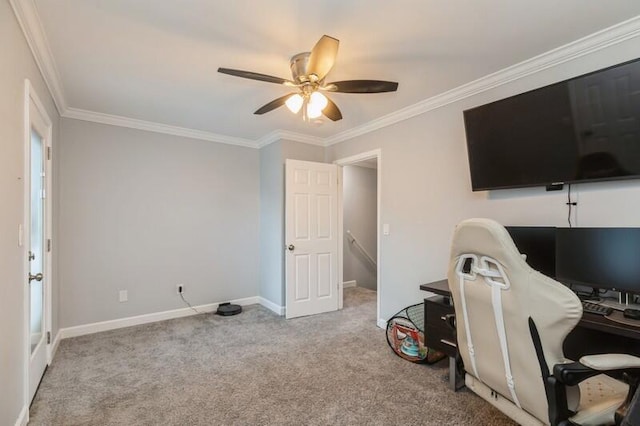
[218,35,398,122]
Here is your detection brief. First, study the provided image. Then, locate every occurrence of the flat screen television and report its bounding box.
[463,57,640,191]
[555,227,640,293]
[506,226,556,278]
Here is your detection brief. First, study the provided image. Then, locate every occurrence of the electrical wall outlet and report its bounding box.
[176,284,184,294]
[119,290,128,302]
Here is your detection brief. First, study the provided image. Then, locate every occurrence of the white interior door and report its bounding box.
[285,159,339,319]
[26,81,51,404]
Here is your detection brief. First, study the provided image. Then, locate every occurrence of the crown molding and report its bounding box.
[12,1,640,150]
[256,130,325,148]
[63,108,257,148]
[10,0,67,114]
[324,14,640,147]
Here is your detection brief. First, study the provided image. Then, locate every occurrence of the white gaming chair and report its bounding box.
[447,218,640,426]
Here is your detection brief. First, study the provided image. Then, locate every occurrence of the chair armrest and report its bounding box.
[553,362,600,386]
[554,355,640,387]
[580,354,640,371]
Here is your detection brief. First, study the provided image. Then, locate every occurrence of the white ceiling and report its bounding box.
[30,1,640,143]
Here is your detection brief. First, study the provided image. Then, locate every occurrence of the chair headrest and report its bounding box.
[451,218,528,271]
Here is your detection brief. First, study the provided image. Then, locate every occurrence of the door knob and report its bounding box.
[29,273,43,283]
[287,244,295,251]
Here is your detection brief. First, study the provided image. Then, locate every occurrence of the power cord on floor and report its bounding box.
[180,292,200,314]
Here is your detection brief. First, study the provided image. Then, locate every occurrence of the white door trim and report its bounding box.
[334,149,382,327]
[23,79,53,411]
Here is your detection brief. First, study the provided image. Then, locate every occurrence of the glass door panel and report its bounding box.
[30,129,44,355]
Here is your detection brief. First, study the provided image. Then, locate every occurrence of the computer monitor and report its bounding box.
[555,228,640,293]
[506,226,556,278]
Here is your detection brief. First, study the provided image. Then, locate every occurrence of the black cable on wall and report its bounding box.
[566,184,577,227]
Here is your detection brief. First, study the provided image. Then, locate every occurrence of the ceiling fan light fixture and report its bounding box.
[306,91,328,119]
[310,91,328,110]
[285,93,304,113]
[307,102,323,119]
[219,35,398,123]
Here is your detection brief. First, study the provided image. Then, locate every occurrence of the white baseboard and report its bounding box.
[49,329,61,361]
[259,297,285,316]
[377,318,387,329]
[14,404,28,426]
[59,296,260,339]
[342,280,357,288]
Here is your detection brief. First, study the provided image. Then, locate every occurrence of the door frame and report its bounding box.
[334,149,383,327]
[23,79,53,407]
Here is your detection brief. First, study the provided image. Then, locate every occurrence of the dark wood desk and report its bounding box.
[420,280,458,390]
[420,280,450,297]
[420,279,640,361]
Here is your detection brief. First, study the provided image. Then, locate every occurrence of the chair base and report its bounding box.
[466,375,544,426]
[466,373,627,426]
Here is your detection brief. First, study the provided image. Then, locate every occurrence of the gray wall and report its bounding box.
[0,1,60,423]
[343,165,377,290]
[4,6,640,423]
[259,141,283,306]
[326,35,640,322]
[259,139,324,308]
[58,118,260,327]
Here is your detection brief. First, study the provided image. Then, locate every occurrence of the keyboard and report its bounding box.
[582,301,613,316]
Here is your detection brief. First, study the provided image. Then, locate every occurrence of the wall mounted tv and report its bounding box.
[463,57,640,191]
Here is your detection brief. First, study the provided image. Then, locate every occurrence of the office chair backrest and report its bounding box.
[447,218,583,423]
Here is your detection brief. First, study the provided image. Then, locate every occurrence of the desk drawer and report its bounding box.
[424,297,457,358]
[425,298,454,325]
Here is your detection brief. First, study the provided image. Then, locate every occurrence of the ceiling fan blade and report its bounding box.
[307,35,339,81]
[323,96,342,121]
[327,80,398,93]
[254,93,294,115]
[218,68,293,85]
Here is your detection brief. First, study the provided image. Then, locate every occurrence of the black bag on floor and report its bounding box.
[386,303,446,364]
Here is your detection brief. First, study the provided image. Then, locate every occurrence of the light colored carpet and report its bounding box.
[30,288,515,425]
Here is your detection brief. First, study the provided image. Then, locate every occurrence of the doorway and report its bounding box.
[24,80,53,405]
[335,150,382,327]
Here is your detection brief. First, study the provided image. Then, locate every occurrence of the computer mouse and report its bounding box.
[623,308,640,320]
